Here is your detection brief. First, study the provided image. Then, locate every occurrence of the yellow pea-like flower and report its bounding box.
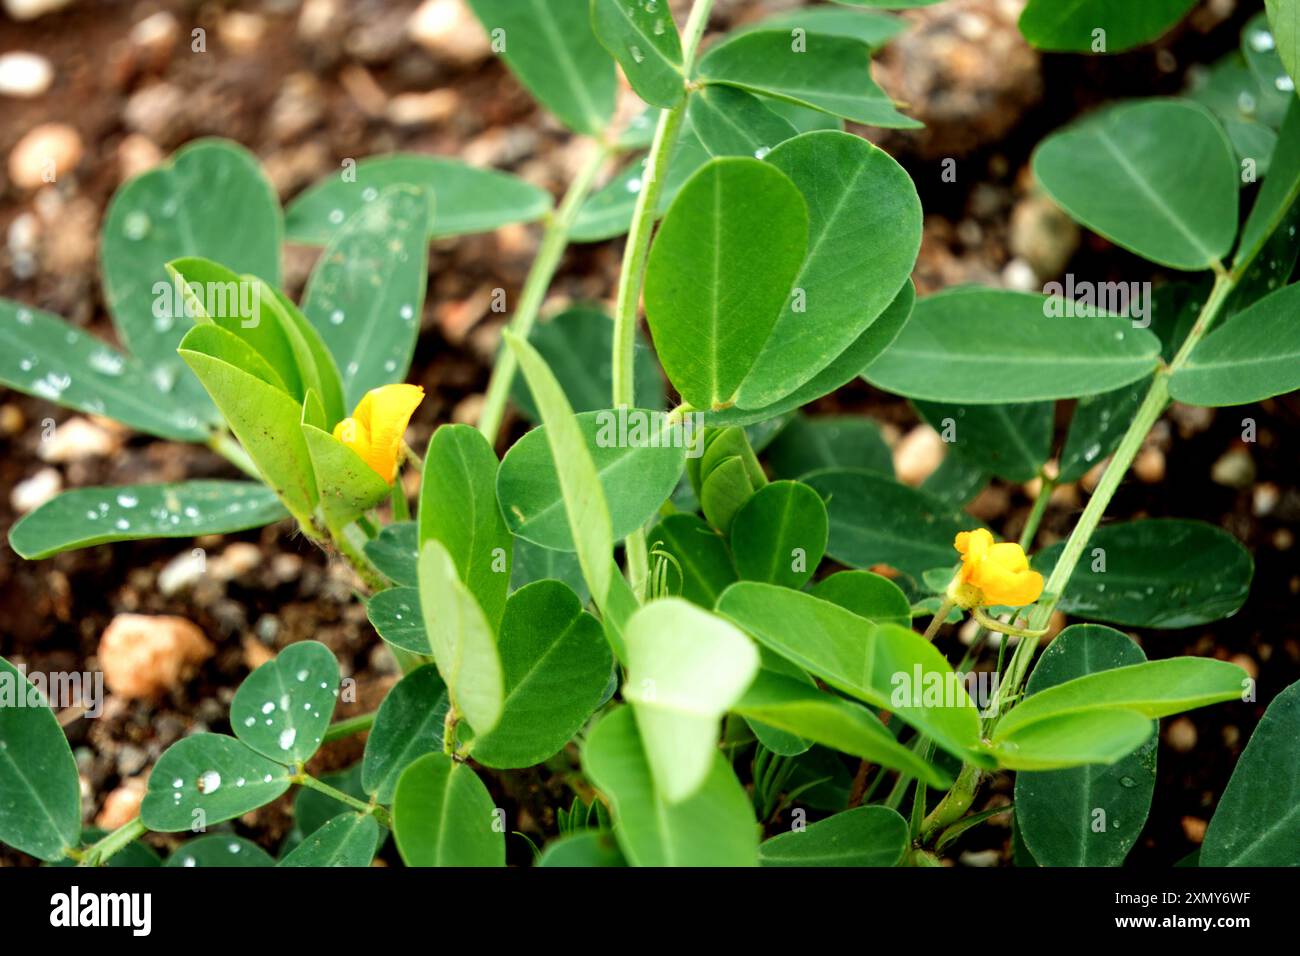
[948,528,1044,609]
[332,384,425,483]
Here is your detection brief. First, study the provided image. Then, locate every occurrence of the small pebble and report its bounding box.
[97,613,214,699]
[0,51,54,98]
[95,778,146,830]
[10,466,61,513]
[8,123,83,189]
[37,416,121,463]
[893,424,946,486]
[1165,716,1197,753]
[3,0,75,20]
[1210,448,1255,489]
[408,0,491,66]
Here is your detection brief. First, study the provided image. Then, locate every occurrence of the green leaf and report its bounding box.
[279,813,381,867]
[285,155,551,244]
[364,521,418,587]
[699,31,920,128]
[993,658,1248,742]
[766,415,893,480]
[582,706,759,866]
[505,332,614,611]
[863,288,1161,403]
[466,0,616,135]
[1018,0,1196,53]
[497,409,684,551]
[921,453,989,508]
[417,539,504,736]
[810,571,912,628]
[0,657,80,862]
[1013,625,1156,866]
[647,513,737,608]
[512,536,589,603]
[803,468,973,582]
[1032,519,1253,628]
[366,586,431,655]
[590,0,683,108]
[140,734,292,831]
[742,6,906,48]
[166,258,305,401]
[8,481,287,560]
[300,185,430,408]
[1202,677,1300,865]
[512,308,664,421]
[471,581,613,768]
[760,805,908,866]
[624,599,758,801]
[1242,12,1296,129]
[164,835,274,867]
[392,753,504,866]
[987,710,1155,772]
[912,401,1053,483]
[1236,73,1300,273]
[270,288,347,429]
[1058,383,1148,483]
[734,671,951,788]
[710,278,916,428]
[1267,1,1300,93]
[0,300,210,442]
[302,417,392,529]
[644,158,809,409]
[736,131,922,409]
[419,424,512,630]
[686,85,799,158]
[178,331,320,527]
[729,480,828,589]
[716,583,985,764]
[362,664,448,803]
[101,139,282,417]
[1032,100,1238,270]
[230,641,340,765]
[1169,282,1300,406]
[537,829,627,866]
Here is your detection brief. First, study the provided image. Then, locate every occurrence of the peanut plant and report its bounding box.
[1,0,1297,868]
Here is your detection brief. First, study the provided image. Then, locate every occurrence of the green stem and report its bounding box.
[611,0,715,600]
[330,520,387,592]
[293,773,391,829]
[390,480,410,523]
[1018,475,1055,550]
[919,271,1239,843]
[208,429,261,481]
[82,816,148,867]
[921,597,956,642]
[477,140,612,446]
[323,710,377,744]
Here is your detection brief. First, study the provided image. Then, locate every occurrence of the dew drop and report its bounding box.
[116,493,139,508]
[328,208,345,224]
[197,770,221,794]
[330,309,345,325]
[279,728,297,751]
[296,669,309,682]
[123,211,151,240]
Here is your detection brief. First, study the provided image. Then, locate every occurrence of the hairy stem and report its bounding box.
[611,0,716,598]
[82,815,148,867]
[293,773,391,829]
[477,141,611,446]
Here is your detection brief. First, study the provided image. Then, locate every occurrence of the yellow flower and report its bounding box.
[332,384,424,483]
[948,528,1043,609]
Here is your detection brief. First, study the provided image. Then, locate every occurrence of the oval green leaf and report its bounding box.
[140,734,292,832]
[729,480,828,589]
[362,664,448,803]
[279,812,381,867]
[759,805,908,866]
[392,753,504,866]
[230,641,340,765]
